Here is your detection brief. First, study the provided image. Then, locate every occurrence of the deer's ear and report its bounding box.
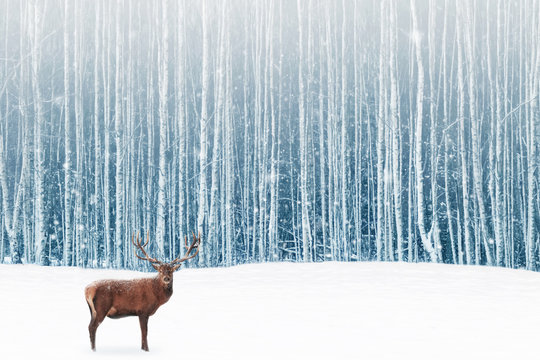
[172,263,182,271]
[151,263,160,271]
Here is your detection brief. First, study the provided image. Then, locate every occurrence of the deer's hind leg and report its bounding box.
[85,288,108,351]
[85,287,98,351]
[88,307,108,351]
[88,312,97,351]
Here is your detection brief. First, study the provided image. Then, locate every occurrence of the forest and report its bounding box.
[0,0,538,270]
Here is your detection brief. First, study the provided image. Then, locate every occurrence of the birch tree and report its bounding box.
[0,0,538,271]
[28,2,47,265]
[410,0,437,262]
[298,0,313,262]
[156,0,169,259]
[197,0,209,266]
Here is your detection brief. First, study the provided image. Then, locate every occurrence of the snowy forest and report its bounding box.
[0,0,539,270]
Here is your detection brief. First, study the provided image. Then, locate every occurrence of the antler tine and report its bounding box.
[170,231,201,265]
[132,230,162,265]
[131,231,145,261]
[169,236,187,265]
[187,231,201,257]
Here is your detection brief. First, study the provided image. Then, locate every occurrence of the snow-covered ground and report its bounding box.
[1,262,539,360]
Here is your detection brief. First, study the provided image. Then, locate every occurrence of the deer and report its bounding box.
[84,231,201,351]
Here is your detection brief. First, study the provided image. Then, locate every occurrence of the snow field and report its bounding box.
[1,262,539,359]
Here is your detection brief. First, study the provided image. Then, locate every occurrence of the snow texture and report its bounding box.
[1,262,539,359]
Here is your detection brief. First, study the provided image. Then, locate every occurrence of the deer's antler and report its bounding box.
[170,232,201,265]
[132,231,163,265]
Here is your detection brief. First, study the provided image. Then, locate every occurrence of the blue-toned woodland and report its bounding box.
[0,0,538,270]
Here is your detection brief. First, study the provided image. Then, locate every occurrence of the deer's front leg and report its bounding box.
[139,315,149,351]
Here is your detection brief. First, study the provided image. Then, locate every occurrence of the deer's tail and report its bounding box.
[85,285,97,319]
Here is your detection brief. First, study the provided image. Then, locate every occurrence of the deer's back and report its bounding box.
[87,278,167,318]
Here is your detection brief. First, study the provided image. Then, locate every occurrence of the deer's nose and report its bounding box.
[164,277,170,283]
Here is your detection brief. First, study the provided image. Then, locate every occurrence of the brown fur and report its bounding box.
[85,264,178,351]
[85,232,200,352]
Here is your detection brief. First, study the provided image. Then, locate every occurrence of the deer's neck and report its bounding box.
[152,277,173,301]
[165,279,173,297]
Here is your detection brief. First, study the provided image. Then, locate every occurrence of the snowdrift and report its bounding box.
[0,262,539,359]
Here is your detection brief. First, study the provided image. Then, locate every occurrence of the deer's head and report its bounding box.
[155,264,176,286]
[132,231,201,286]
